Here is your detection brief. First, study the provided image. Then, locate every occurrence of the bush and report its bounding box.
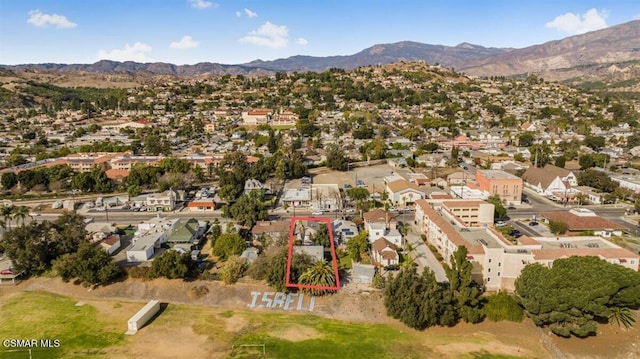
[126,266,151,279]
[484,292,524,322]
[220,255,247,285]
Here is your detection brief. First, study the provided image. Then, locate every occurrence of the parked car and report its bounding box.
[384,264,400,271]
[495,221,507,227]
[510,229,521,238]
[0,268,15,275]
[311,211,323,216]
[529,221,539,226]
[507,206,516,210]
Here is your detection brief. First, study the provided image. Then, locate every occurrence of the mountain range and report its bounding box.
[3,20,640,87]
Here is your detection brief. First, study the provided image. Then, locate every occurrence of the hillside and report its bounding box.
[2,20,640,88]
[461,20,640,85]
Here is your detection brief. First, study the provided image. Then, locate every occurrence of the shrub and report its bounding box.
[220,255,247,285]
[484,291,524,322]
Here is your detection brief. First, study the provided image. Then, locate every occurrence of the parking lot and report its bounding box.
[310,164,410,192]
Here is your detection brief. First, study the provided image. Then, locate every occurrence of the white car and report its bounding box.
[495,221,507,227]
[311,211,323,216]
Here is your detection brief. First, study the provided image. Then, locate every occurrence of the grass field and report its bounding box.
[0,292,125,359]
[0,291,530,359]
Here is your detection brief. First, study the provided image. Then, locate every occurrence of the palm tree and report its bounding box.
[12,206,29,226]
[609,307,636,329]
[1,205,13,228]
[298,259,337,296]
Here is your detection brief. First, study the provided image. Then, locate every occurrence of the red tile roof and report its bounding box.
[542,211,625,231]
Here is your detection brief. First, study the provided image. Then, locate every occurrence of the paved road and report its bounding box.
[405,225,448,283]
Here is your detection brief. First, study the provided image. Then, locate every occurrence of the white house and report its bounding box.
[386,179,425,207]
[146,189,181,211]
[522,164,578,196]
[372,238,399,266]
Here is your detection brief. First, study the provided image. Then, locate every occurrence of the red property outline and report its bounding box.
[285,216,341,291]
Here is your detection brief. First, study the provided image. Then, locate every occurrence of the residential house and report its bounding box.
[610,174,640,194]
[332,219,359,245]
[364,209,403,247]
[371,238,399,266]
[99,235,122,256]
[282,188,311,209]
[522,164,578,196]
[386,179,425,207]
[252,220,290,243]
[167,218,208,244]
[244,178,266,194]
[127,217,180,262]
[311,184,341,212]
[146,188,181,211]
[573,186,604,205]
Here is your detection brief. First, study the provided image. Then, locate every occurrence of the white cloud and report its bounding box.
[189,0,216,9]
[244,8,258,18]
[295,38,308,46]
[545,8,608,35]
[236,11,242,17]
[239,21,289,49]
[27,10,77,29]
[170,35,199,49]
[98,42,153,62]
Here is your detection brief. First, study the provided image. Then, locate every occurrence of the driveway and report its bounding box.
[405,225,448,283]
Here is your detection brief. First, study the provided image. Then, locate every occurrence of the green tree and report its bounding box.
[326,144,349,171]
[548,220,568,235]
[220,255,247,285]
[346,230,370,263]
[0,211,86,274]
[579,154,595,169]
[347,187,370,211]
[298,259,337,296]
[578,169,619,193]
[218,152,250,201]
[518,133,535,147]
[1,172,18,190]
[554,156,566,168]
[310,223,331,247]
[149,250,198,280]
[583,136,606,151]
[261,247,314,292]
[223,190,268,228]
[384,267,458,330]
[486,194,506,219]
[212,232,247,260]
[515,256,640,338]
[444,246,485,323]
[53,241,121,287]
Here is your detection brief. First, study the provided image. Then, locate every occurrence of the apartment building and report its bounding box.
[475,169,522,205]
[414,199,639,291]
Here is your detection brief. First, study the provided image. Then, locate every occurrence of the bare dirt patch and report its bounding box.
[272,324,321,342]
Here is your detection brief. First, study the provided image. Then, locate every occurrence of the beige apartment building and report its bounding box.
[414,199,639,291]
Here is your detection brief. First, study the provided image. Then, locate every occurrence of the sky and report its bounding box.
[1,1,640,65]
